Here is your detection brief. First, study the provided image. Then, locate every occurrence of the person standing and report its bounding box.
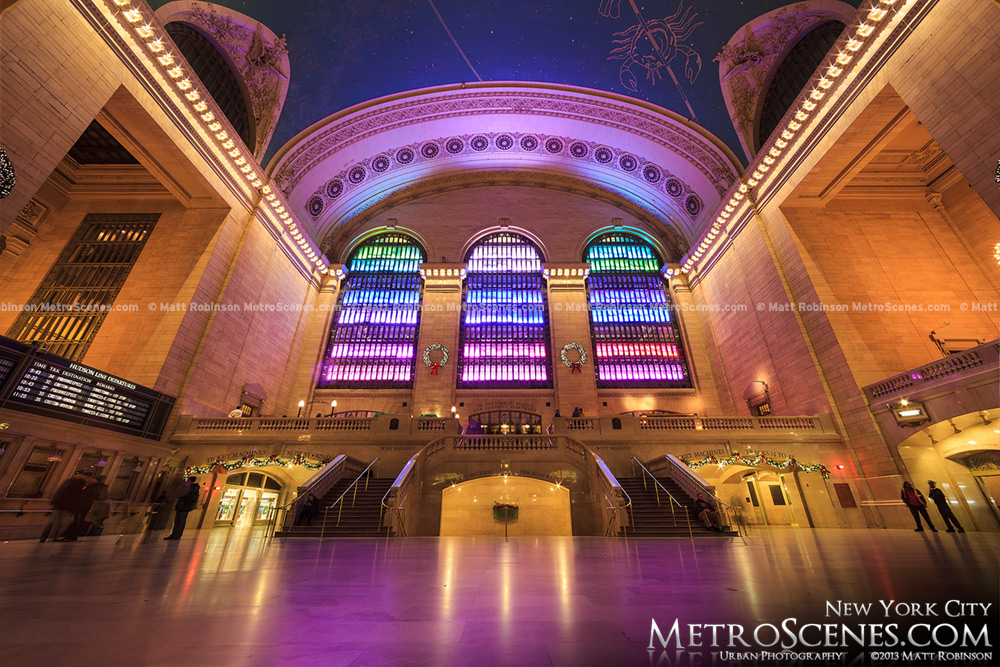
[164,476,200,540]
[901,481,937,532]
[39,473,86,542]
[927,481,965,533]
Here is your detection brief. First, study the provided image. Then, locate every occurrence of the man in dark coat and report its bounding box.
[927,481,965,533]
[39,473,86,542]
[62,474,100,541]
[164,476,200,540]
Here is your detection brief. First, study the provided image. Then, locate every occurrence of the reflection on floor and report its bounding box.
[1,527,997,666]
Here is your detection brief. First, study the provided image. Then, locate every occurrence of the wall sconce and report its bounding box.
[330,400,337,417]
[297,400,305,418]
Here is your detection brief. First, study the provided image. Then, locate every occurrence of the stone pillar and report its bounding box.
[412,264,465,417]
[667,264,723,414]
[544,263,599,416]
[282,266,343,413]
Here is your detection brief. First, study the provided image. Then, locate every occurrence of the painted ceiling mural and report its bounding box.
[150,0,862,164]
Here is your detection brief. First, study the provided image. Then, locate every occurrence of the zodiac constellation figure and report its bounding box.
[598,0,622,19]
[607,1,703,104]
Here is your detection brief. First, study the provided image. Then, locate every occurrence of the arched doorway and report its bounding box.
[215,471,283,526]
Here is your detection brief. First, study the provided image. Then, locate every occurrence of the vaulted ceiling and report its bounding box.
[150,0,862,164]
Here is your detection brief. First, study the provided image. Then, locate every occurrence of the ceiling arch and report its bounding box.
[268,83,743,250]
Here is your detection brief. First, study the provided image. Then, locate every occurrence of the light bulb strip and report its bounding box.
[102,0,330,275]
[681,0,909,274]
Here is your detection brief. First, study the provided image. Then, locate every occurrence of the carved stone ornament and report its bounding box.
[161,3,290,160]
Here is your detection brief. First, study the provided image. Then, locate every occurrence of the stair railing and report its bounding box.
[381,457,417,537]
[268,455,360,537]
[653,454,744,537]
[320,457,381,539]
[589,449,632,536]
[630,456,693,539]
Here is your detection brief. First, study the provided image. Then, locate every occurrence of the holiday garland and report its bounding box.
[423,343,449,375]
[680,453,830,479]
[185,453,329,476]
[560,343,587,369]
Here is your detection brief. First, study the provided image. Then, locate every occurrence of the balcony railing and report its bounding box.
[172,412,838,443]
[862,340,999,402]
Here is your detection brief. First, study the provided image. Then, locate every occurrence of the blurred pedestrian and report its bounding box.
[39,473,86,542]
[84,475,111,536]
[164,476,200,540]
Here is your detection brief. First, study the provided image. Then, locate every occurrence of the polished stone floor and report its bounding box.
[0,527,996,666]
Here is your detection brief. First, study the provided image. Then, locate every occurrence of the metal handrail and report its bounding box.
[380,457,416,538]
[591,451,633,536]
[658,454,744,537]
[603,487,632,537]
[630,456,693,539]
[320,457,381,539]
[266,454,353,537]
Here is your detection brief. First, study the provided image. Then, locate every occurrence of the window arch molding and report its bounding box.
[578,225,674,265]
[339,226,432,265]
[458,226,550,265]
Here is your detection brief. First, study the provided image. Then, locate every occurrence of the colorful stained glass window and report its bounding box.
[317,232,425,388]
[458,232,551,388]
[585,233,690,388]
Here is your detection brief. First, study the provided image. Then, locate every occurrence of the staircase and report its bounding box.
[618,477,737,538]
[275,476,395,538]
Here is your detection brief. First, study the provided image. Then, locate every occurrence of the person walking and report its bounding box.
[901,481,937,532]
[927,481,964,533]
[62,474,99,541]
[39,473,86,542]
[84,475,111,536]
[164,476,200,540]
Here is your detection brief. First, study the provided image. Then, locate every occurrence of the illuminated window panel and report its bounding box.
[458,232,552,388]
[585,233,691,388]
[317,233,425,389]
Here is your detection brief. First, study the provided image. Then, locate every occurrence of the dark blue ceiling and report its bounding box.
[152,1,862,165]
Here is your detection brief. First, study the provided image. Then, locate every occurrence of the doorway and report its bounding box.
[214,471,282,527]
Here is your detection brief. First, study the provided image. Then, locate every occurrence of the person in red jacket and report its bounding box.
[901,481,937,532]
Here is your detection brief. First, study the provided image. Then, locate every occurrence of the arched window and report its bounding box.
[317,232,425,388]
[758,21,845,151]
[458,232,551,388]
[165,22,255,153]
[585,233,690,388]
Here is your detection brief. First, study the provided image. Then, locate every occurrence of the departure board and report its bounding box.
[9,359,153,428]
[0,354,15,389]
[0,336,173,438]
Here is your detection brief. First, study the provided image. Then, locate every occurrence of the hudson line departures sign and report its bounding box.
[0,335,174,440]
